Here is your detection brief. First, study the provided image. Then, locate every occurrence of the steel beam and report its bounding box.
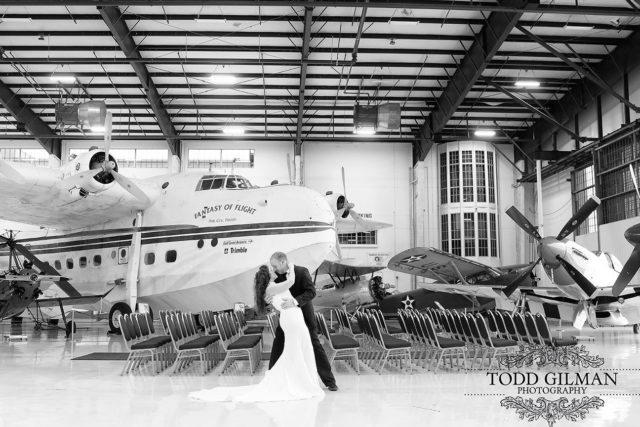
[98,5,180,156]
[294,7,314,156]
[0,79,59,157]
[530,30,640,150]
[415,0,532,162]
[484,78,583,141]
[517,25,640,113]
[0,1,637,17]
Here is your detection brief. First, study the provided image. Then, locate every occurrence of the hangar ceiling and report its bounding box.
[0,0,638,160]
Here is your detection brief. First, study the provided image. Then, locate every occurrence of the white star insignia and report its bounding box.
[401,295,415,309]
[401,254,426,263]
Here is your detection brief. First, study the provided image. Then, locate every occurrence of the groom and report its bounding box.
[267,251,338,391]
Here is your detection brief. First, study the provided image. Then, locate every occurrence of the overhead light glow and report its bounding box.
[0,17,33,23]
[194,18,227,24]
[563,24,595,31]
[223,126,245,135]
[475,129,496,137]
[50,74,76,83]
[90,126,105,133]
[515,80,540,88]
[387,19,420,26]
[210,74,237,85]
[354,127,376,136]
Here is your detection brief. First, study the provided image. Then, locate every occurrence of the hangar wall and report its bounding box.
[529,60,640,270]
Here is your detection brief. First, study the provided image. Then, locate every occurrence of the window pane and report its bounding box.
[136,149,168,168]
[449,151,460,203]
[441,214,449,252]
[144,253,155,265]
[166,250,177,263]
[476,151,486,203]
[487,152,496,203]
[490,213,498,257]
[93,255,102,266]
[188,149,255,169]
[451,213,461,256]
[440,153,448,204]
[464,212,475,256]
[478,212,488,256]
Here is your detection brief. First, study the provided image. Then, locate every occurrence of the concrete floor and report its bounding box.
[2,318,640,427]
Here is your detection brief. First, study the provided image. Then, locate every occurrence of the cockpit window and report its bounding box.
[225,175,252,189]
[196,175,225,191]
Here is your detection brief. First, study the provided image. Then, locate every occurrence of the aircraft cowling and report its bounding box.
[325,192,351,219]
[61,150,119,195]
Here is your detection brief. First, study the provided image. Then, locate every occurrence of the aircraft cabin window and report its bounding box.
[166,250,177,263]
[225,177,238,189]
[212,178,224,189]
[54,260,62,270]
[94,255,102,266]
[66,258,74,269]
[196,175,225,191]
[79,257,88,268]
[144,253,155,265]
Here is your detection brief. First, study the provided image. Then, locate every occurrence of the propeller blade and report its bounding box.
[111,171,151,205]
[613,246,640,297]
[103,111,112,167]
[59,168,104,190]
[556,255,598,298]
[572,302,588,330]
[11,242,81,297]
[556,196,600,241]
[630,165,640,201]
[506,206,542,241]
[341,166,347,199]
[503,257,542,298]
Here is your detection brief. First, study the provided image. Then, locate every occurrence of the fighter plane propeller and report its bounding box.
[612,165,640,297]
[504,196,600,299]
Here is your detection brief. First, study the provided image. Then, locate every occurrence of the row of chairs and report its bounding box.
[353,310,412,374]
[484,310,577,348]
[165,312,220,375]
[119,312,174,375]
[314,312,360,374]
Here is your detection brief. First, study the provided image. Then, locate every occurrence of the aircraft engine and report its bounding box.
[62,149,118,197]
[325,191,354,219]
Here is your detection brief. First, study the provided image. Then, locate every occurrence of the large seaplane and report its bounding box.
[0,112,362,332]
[389,196,640,331]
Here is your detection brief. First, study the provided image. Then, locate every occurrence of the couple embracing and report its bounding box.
[190,252,338,403]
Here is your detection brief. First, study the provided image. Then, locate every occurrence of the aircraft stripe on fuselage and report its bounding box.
[0,221,333,256]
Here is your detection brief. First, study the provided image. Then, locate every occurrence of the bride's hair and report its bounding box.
[254,265,271,314]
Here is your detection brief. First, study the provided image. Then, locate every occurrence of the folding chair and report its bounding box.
[364,312,412,374]
[118,313,173,375]
[215,312,262,375]
[315,312,360,374]
[166,313,219,375]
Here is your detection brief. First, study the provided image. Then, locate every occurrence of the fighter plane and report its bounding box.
[389,197,640,331]
[0,111,350,333]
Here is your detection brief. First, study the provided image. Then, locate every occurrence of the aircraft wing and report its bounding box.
[30,287,116,308]
[387,247,502,283]
[316,259,385,276]
[0,160,154,231]
[336,217,392,234]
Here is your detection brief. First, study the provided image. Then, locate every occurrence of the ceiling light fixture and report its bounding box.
[474,129,496,137]
[210,74,237,85]
[0,17,33,23]
[50,74,76,83]
[563,23,594,31]
[388,19,420,26]
[354,127,376,136]
[514,80,540,88]
[223,126,245,135]
[194,18,227,24]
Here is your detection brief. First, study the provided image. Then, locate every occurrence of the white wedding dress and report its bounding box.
[189,275,324,403]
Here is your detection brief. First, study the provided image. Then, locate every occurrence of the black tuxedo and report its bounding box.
[268,265,336,387]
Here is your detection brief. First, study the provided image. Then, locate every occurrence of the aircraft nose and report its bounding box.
[538,237,566,267]
[624,223,640,246]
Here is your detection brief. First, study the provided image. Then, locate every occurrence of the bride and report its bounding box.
[189,263,324,402]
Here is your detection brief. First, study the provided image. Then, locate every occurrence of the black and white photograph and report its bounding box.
[1,1,640,426]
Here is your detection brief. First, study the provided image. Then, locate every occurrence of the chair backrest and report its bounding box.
[534,313,553,344]
[235,310,247,328]
[512,313,530,342]
[484,311,497,333]
[465,313,483,344]
[167,313,183,344]
[524,312,541,342]
[159,310,170,334]
[492,311,508,337]
[473,313,492,346]
[457,313,473,344]
[418,313,438,346]
[367,309,388,334]
[214,314,231,342]
[266,311,279,336]
[366,314,385,343]
[440,311,454,335]
[315,313,332,340]
[119,314,133,345]
[136,313,151,337]
[451,312,465,341]
[501,312,518,340]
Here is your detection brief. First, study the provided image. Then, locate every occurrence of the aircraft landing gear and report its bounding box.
[65,321,76,338]
[634,324,640,335]
[108,302,131,334]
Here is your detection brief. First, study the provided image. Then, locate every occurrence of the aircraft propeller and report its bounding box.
[0,234,81,298]
[505,196,600,297]
[612,165,640,297]
[502,256,542,298]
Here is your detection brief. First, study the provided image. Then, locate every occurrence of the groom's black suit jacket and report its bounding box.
[274,265,317,330]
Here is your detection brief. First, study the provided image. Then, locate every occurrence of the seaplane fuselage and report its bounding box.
[5,172,336,319]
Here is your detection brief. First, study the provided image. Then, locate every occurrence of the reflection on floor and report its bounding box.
[2,318,640,427]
